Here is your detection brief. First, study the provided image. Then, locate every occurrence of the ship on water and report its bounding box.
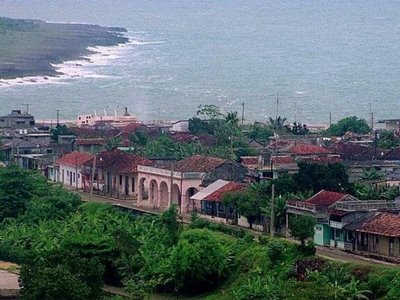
[77,107,136,128]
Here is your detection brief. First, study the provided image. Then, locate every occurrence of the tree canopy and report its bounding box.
[326,116,370,136]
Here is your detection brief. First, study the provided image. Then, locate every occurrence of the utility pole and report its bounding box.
[369,103,374,131]
[241,102,245,126]
[329,112,332,127]
[270,182,275,237]
[56,109,60,126]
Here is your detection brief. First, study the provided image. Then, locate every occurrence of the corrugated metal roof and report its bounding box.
[190,179,229,201]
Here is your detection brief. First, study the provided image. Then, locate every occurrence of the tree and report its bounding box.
[19,250,104,300]
[129,129,148,152]
[170,229,227,293]
[326,116,370,136]
[196,104,222,119]
[377,130,400,149]
[248,123,274,143]
[269,116,287,131]
[293,162,352,194]
[225,111,240,128]
[188,117,210,134]
[51,124,73,142]
[0,165,49,221]
[286,122,310,135]
[289,215,315,246]
[104,136,123,151]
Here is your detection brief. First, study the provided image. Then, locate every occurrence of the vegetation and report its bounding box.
[326,116,371,136]
[288,215,316,246]
[377,130,400,149]
[0,166,398,299]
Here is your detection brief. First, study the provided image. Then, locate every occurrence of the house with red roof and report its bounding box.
[54,151,94,189]
[287,189,400,251]
[345,212,400,262]
[82,149,152,199]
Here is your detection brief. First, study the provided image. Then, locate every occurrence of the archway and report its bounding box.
[172,184,181,207]
[149,179,158,207]
[159,181,169,208]
[139,177,148,201]
[186,187,199,212]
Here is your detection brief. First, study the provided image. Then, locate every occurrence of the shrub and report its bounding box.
[170,229,228,293]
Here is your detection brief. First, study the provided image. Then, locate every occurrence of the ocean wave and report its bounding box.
[0,33,165,88]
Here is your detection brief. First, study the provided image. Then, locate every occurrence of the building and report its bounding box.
[346,212,400,262]
[190,179,250,224]
[55,152,94,189]
[0,110,35,129]
[286,189,400,250]
[75,138,104,153]
[83,149,152,199]
[136,155,249,213]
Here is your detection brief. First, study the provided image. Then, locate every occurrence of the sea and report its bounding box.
[0,0,400,125]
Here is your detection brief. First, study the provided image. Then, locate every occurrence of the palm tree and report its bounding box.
[225,111,239,127]
[269,116,287,131]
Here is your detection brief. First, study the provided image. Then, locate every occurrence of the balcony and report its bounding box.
[335,200,400,211]
[329,220,343,229]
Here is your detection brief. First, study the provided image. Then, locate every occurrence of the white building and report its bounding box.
[54,152,94,189]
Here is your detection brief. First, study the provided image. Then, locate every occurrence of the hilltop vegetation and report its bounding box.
[0,16,128,79]
[0,166,399,299]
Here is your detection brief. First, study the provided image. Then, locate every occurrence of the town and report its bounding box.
[1,105,400,299]
[2,106,400,261]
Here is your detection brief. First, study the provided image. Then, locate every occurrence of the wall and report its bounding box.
[314,223,330,246]
[202,161,248,187]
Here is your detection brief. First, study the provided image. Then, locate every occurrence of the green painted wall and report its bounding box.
[314,223,331,246]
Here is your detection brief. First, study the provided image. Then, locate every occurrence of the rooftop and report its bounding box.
[306,189,350,207]
[173,155,226,173]
[86,149,152,174]
[288,143,331,155]
[357,212,400,237]
[55,151,94,167]
[190,179,246,202]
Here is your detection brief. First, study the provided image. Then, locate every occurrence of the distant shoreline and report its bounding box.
[0,17,128,81]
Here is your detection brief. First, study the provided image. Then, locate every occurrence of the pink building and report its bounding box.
[136,155,249,213]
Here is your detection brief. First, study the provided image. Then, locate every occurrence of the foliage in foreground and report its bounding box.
[0,166,399,300]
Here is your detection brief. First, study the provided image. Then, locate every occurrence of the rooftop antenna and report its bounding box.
[104,109,107,116]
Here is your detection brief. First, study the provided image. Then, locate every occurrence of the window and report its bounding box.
[132,177,135,192]
[119,175,122,185]
[372,235,379,253]
[73,173,76,183]
[389,237,394,256]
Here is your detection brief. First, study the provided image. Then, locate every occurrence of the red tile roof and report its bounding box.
[357,212,400,237]
[299,156,342,164]
[272,156,296,165]
[206,182,247,202]
[85,149,152,174]
[288,143,331,155]
[76,138,104,146]
[240,156,259,166]
[306,190,349,207]
[55,152,94,167]
[173,155,225,173]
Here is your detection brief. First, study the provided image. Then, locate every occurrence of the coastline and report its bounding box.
[0,17,129,85]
